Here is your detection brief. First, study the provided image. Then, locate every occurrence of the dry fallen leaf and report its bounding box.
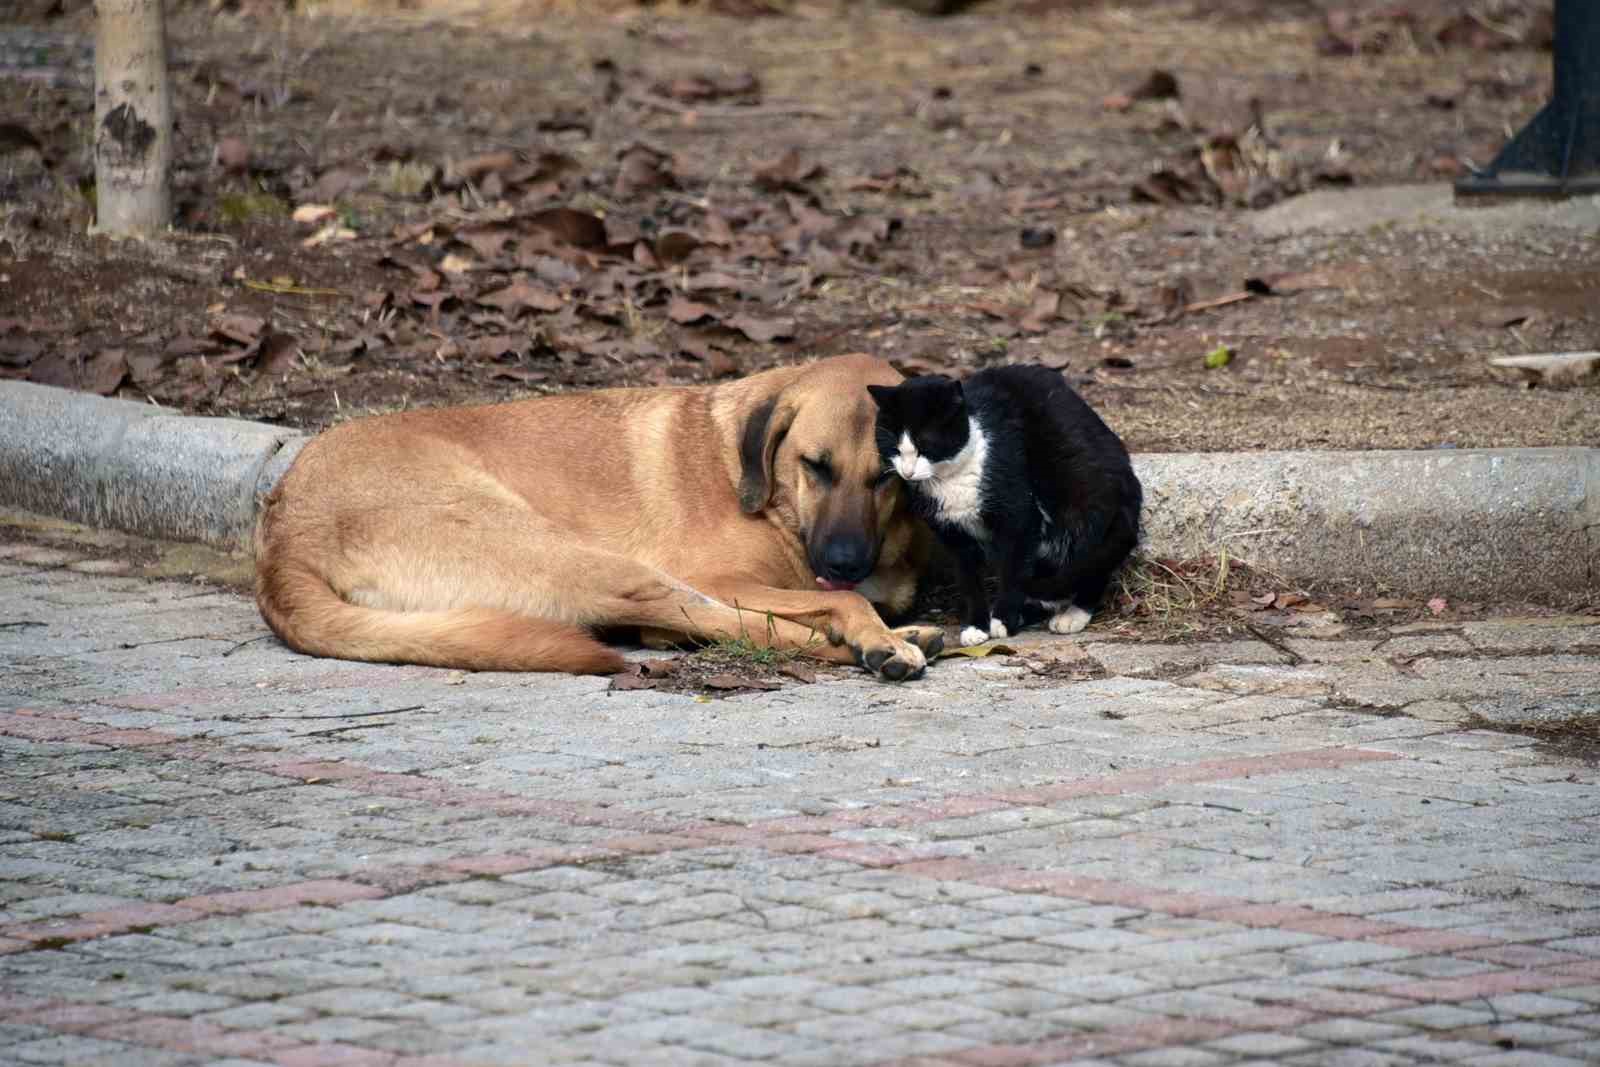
[779,662,817,684]
[754,148,823,192]
[937,643,1018,660]
[302,224,358,248]
[610,669,657,692]
[477,280,563,316]
[667,296,718,325]
[704,674,782,691]
[258,332,300,375]
[724,314,795,343]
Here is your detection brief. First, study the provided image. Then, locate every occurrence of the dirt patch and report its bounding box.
[2,0,1595,452]
[1464,712,1600,765]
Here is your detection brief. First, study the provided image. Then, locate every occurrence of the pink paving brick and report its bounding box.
[6,918,124,943]
[759,833,845,854]
[950,1044,1064,1067]
[272,1042,399,1066]
[439,845,613,876]
[1198,903,1321,927]
[907,795,1017,820]
[75,728,179,747]
[1282,914,1408,939]
[347,864,467,894]
[0,713,99,740]
[1133,891,1242,916]
[89,1015,228,1053]
[1383,969,1575,1002]
[688,824,770,846]
[1371,929,1502,952]
[0,992,54,1014]
[195,1028,304,1058]
[602,832,711,854]
[820,842,924,867]
[264,760,376,782]
[178,878,385,915]
[1113,1017,1236,1050]
[80,902,205,929]
[893,858,990,882]
[11,1002,141,1032]
[752,814,864,834]
[1236,1005,1317,1029]
[106,687,239,710]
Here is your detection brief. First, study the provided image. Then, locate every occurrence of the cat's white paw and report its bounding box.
[988,618,1010,640]
[1048,606,1092,635]
[959,626,990,647]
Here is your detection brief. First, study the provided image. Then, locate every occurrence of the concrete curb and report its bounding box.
[0,381,306,553]
[1,380,1595,599]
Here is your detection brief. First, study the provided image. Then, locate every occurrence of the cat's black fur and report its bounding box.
[868,365,1141,640]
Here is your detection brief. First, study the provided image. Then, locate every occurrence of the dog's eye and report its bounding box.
[801,456,834,483]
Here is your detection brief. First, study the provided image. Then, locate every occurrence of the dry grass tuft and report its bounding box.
[1109,550,1287,637]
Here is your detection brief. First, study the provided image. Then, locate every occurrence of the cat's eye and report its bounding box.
[801,455,834,483]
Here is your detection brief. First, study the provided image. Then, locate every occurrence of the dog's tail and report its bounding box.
[255,559,626,675]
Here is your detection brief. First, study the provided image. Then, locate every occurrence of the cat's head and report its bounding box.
[867,374,970,483]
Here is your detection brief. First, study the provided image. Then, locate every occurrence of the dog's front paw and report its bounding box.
[858,635,928,682]
[1048,606,1092,634]
[892,625,944,658]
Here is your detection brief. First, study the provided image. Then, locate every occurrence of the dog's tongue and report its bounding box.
[816,577,857,592]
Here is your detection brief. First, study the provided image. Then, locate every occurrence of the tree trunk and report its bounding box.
[93,0,172,236]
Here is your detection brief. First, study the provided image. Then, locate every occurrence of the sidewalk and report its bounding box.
[2,536,1598,1066]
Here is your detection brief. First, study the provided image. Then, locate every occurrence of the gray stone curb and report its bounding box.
[0,380,305,553]
[2,380,1595,598]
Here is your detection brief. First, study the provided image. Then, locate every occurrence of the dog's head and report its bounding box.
[737,355,908,591]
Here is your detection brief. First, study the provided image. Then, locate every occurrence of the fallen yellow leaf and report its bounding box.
[937,642,1018,660]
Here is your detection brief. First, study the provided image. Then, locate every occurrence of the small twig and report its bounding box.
[263,704,426,722]
[0,620,47,630]
[306,722,394,738]
[1183,291,1253,313]
[1244,623,1304,666]
[222,634,274,657]
[242,279,346,298]
[624,92,834,120]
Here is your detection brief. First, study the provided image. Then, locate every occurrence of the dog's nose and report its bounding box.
[818,537,875,584]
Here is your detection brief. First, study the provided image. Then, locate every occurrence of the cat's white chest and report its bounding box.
[917,421,988,538]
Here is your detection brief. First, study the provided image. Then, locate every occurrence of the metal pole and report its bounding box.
[1455,0,1600,200]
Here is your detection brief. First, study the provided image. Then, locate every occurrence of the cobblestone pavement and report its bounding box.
[2,540,1599,1067]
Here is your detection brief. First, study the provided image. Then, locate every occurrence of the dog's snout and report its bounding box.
[817,537,875,584]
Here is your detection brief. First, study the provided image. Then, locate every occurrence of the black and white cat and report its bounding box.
[868,365,1141,647]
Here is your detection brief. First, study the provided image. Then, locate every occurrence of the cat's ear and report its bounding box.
[737,396,797,514]
[866,384,895,409]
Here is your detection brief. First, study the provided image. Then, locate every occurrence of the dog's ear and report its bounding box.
[866,384,895,409]
[738,397,796,514]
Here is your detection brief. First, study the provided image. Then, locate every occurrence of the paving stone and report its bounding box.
[1121,1048,1232,1067]
[1297,1019,1419,1044]
[1377,1004,1499,1030]
[6,561,1600,1067]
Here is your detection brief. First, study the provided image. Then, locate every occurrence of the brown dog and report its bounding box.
[254,354,943,680]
